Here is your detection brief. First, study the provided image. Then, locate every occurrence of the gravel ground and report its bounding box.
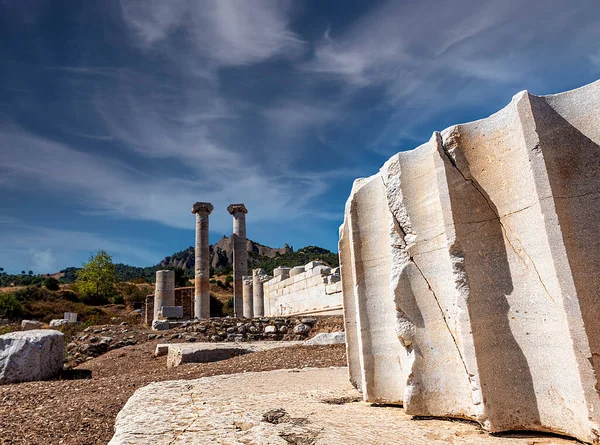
[0,341,346,445]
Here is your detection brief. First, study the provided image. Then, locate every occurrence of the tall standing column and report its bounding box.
[227,204,248,317]
[154,270,175,321]
[191,202,214,319]
[242,276,254,318]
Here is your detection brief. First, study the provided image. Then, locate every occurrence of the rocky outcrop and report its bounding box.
[340,80,600,443]
[0,330,64,384]
[158,236,293,273]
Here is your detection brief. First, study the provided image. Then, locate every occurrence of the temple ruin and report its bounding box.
[339,80,600,443]
[227,204,248,317]
[191,202,213,319]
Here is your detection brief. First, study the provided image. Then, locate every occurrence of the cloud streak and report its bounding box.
[120,0,305,67]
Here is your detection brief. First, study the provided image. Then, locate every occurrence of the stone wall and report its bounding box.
[263,261,343,316]
[144,287,194,325]
[339,80,600,443]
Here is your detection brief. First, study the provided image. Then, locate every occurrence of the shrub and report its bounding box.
[224,275,233,286]
[209,279,216,284]
[0,293,23,319]
[216,280,226,289]
[113,295,125,305]
[210,294,224,317]
[44,277,60,291]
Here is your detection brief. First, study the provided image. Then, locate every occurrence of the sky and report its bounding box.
[1,0,599,274]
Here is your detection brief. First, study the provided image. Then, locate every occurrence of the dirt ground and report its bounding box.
[0,341,346,445]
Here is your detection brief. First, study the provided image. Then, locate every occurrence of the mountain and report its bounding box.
[159,235,294,274]
[58,237,338,283]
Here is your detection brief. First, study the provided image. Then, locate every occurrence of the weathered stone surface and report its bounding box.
[151,320,170,331]
[49,319,71,327]
[20,320,42,330]
[228,204,248,317]
[263,261,343,317]
[0,330,64,384]
[340,80,600,443]
[109,367,574,445]
[304,332,345,346]
[273,266,291,279]
[242,275,254,318]
[159,306,183,319]
[191,202,213,319]
[154,270,175,322]
[165,341,302,368]
[252,269,271,317]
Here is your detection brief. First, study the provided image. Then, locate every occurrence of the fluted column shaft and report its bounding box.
[228,204,248,317]
[242,276,253,318]
[192,202,213,319]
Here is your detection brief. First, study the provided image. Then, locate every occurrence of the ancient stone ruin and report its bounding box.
[228,204,248,317]
[192,202,213,319]
[262,262,342,316]
[340,80,600,443]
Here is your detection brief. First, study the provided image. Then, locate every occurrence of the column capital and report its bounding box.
[227,203,248,215]
[191,202,214,214]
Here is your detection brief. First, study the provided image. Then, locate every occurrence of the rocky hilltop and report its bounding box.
[159,235,294,273]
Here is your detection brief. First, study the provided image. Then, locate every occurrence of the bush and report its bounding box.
[210,294,224,317]
[44,277,60,291]
[0,293,23,319]
[216,280,226,289]
[209,279,216,284]
[224,275,233,286]
[113,295,125,305]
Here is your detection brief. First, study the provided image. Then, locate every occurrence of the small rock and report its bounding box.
[293,324,310,335]
[185,336,197,342]
[226,327,236,334]
[211,335,222,342]
[278,326,288,333]
[170,334,180,340]
[301,318,317,326]
[100,337,113,343]
[20,320,43,330]
[249,326,258,334]
[226,334,237,342]
[152,320,170,331]
[264,326,277,334]
[147,334,157,340]
[89,336,99,343]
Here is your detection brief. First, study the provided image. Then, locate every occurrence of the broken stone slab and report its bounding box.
[49,319,71,327]
[151,320,170,331]
[273,266,291,279]
[339,79,600,443]
[289,266,304,277]
[304,332,345,346]
[165,341,303,368]
[159,306,183,319]
[20,320,42,330]
[109,366,576,445]
[0,330,64,384]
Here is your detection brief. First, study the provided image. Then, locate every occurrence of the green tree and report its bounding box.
[0,292,23,319]
[44,277,60,291]
[76,250,117,304]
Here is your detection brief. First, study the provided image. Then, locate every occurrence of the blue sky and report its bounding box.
[1,0,599,274]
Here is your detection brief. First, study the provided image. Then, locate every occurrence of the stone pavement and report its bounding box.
[109,367,573,444]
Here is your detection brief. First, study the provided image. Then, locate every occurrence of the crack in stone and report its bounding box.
[440,139,559,310]
[167,389,202,445]
[410,257,471,378]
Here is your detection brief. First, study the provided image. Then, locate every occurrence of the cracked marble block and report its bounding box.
[339,80,600,444]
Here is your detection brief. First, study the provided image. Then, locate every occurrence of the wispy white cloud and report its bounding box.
[303,0,600,151]
[0,222,162,273]
[120,0,305,67]
[0,125,343,234]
